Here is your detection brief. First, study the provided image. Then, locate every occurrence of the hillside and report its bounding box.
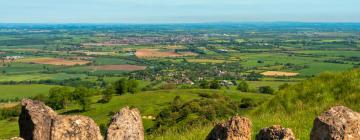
[150,69,360,140]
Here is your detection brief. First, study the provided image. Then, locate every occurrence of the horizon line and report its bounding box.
[1,21,360,25]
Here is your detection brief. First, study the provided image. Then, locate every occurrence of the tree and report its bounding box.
[209,80,221,89]
[71,86,89,101]
[259,86,274,94]
[100,85,115,103]
[47,87,72,110]
[72,87,92,111]
[237,81,249,92]
[127,79,139,94]
[114,78,128,95]
[79,96,91,111]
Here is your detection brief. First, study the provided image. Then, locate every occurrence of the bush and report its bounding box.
[237,81,249,92]
[209,80,221,89]
[259,86,274,94]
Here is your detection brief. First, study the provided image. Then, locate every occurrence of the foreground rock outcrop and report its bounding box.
[19,99,57,140]
[51,115,103,140]
[206,116,252,140]
[18,99,103,140]
[310,106,360,140]
[17,99,146,140]
[256,125,296,140]
[106,107,144,140]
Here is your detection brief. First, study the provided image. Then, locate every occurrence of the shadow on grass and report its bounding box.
[61,109,84,115]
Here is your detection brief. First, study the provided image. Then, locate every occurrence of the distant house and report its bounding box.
[220,80,233,86]
[3,56,24,60]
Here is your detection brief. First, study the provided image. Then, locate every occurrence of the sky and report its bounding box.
[0,0,360,23]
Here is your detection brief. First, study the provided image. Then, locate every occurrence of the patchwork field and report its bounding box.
[261,71,299,77]
[20,58,91,66]
[89,64,147,71]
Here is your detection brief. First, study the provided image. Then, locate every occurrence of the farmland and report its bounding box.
[20,57,91,66]
[135,49,183,57]
[89,64,147,71]
[0,23,360,139]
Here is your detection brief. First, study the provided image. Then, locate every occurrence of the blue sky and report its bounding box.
[0,0,359,23]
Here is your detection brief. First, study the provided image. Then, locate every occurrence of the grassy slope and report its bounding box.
[155,69,360,140]
[0,89,272,139]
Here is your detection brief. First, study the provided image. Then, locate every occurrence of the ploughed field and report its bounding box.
[135,49,197,58]
[260,71,299,77]
[20,58,91,66]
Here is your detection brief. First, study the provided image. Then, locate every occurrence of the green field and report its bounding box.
[0,84,59,99]
[0,73,88,82]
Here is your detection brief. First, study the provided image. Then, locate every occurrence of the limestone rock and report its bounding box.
[106,106,144,140]
[310,106,360,140]
[256,125,296,140]
[18,99,57,140]
[18,99,103,140]
[8,137,24,140]
[206,116,252,140]
[51,115,103,140]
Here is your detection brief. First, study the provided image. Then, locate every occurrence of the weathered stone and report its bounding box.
[106,106,144,140]
[18,99,103,140]
[256,125,296,140]
[18,99,57,140]
[310,106,360,140]
[206,116,252,140]
[8,137,24,140]
[51,115,103,140]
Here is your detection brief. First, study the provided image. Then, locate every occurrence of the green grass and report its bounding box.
[0,84,59,99]
[0,119,19,139]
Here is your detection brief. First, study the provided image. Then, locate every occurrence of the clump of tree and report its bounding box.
[114,78,139,95]
[46,86,96,111]
[199,80,222,89]
[246,72,263,81]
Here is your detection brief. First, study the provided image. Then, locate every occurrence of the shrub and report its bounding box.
[237,81,249,92]
[259,86,274,94]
